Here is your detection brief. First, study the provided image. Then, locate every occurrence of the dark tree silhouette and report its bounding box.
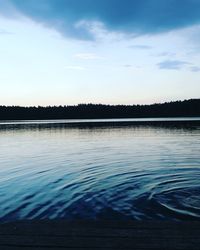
[0,99,199,120]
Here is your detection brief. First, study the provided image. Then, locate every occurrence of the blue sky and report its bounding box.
[0,0,200,106]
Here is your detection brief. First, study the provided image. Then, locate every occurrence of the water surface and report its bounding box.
[0,119,200,221]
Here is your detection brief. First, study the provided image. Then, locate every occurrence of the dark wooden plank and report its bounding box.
[0,221,200,250]
[0,233,200,249]
[0,227,199,239]
[0,221,200,239]
[0,247,66,250]
[1,220,200,232]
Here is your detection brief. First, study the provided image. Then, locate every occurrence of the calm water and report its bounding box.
[0,119,200,222]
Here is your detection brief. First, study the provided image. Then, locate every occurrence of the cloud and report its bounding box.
[123,64,133,68]
[1,0,200,40]
[123,64,142,69]
[157,60,191,70]
[156,52,176,57]
[0,29,13,35]
[74,53,103,60]
[129,45,152,50]
[190,66,200,72]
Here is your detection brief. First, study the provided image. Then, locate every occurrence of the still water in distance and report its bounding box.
[0,119,200,222]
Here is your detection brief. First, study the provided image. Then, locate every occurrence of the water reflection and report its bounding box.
[0,119,200,132]
[0,120,200,222]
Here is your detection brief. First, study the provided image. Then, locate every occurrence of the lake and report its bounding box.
[0,118,200,222]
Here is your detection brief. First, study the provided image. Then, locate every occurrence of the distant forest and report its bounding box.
[0,99,199,120]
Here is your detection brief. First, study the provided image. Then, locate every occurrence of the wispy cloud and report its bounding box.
[157,60,191,70]
[0,29,13,35]
[74,53,103,60]
[123,64,133,68]
[190,66,200,72]
[65,66,86,70]
[129,45,152,50]
[123,64,142,69]
[156,52,176,57]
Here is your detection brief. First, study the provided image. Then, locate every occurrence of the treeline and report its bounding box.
[0,99,199,120]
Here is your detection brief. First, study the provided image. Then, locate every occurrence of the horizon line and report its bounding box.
[0,98,199,108]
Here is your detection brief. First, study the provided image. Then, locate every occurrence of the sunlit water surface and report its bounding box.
[0,119,200,222]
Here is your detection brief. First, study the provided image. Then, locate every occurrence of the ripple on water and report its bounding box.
[153,187,200,219]
[0,124,200,222]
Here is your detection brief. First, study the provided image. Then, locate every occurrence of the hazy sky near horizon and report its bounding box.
[0,0,200,106]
